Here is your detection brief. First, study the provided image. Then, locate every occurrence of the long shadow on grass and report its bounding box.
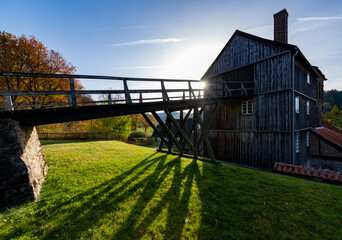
[0,152,170,239]
[111,158,198,239]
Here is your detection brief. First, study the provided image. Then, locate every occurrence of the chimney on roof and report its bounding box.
[273,8,288,43]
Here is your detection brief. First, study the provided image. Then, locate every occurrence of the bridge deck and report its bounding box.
[0,96,248,126]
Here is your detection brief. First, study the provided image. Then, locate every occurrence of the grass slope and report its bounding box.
[0,141,341,239]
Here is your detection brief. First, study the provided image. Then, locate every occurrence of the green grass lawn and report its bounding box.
[0,141,341,239]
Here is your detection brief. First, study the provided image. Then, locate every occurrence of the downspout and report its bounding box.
[292,48,299,165]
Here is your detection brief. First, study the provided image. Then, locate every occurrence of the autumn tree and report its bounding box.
[137,113,156,133]
[324,105,342,129]
[0,31,85,108]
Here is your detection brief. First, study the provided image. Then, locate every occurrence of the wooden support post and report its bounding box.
[179,109,184,155]
[193,107,198,159]
[69,78,77,108]
[152,111,182,151]
[186,107,204,140]
[139,92,143,103]
[108,93,112,105]
[188,82,197,99]
[165,114,173,152]
[141,113,171,149]
[161,81,169,101]
[175,108,193,140]
[67,95,72,107]
[6,95,14,111]
[164,109,195,153]
[198,103,219,145]
[123,79,132,104]
[194,106,216,162]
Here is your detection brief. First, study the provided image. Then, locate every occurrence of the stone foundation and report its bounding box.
[303,158,342,172]
[0,119,47,208]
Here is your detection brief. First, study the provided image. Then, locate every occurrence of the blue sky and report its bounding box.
[1,0,342,90]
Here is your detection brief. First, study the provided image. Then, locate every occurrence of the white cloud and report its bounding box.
[296,16,342,21]
[110,38,185,47]
[112,66,162,70]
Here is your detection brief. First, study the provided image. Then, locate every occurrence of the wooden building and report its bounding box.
[202,9,327,169]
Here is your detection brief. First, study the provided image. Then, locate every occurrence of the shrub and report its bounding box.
[128,131,149,141]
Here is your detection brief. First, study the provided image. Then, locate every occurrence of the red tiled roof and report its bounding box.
[313,125,342,147]
[274,162,342,182]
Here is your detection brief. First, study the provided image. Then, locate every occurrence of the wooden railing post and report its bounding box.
[139,92,143,103]
[123,79,132,104]
[161,81,169,101]
[69,78,77,108]
[188,82,192,99]
[108,93,112,105]
[6,95,14,111]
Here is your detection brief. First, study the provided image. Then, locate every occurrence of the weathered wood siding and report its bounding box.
[208,131,292,169]
[203,33,320,170]
[254,52,291,93]
[203,35,287,79]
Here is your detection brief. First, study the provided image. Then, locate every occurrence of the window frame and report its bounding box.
[241,100,253,115]
[307,72,311,85]
[306,101,310,115]
[296,133,300,153]
[295,97,300,114]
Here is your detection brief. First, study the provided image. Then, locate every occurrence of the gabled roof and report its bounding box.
[313,123,342,147]
[201,30,322,80]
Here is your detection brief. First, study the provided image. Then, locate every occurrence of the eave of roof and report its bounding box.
[313,127,342,147]
[201,30,322,80]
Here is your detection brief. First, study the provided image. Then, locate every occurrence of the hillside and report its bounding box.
[0,141,341,239]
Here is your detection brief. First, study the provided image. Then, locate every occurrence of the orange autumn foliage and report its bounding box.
[0,31,87,108]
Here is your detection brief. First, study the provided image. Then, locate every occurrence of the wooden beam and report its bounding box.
[69,78,77,108]
[152,111,182,151]
[123,79,132,104]
[161,81,169,101]
[194,106,216,162]
[164,109,195,152]
[6,95,14,111]
[198,104,219,145]
[141,113,171,150]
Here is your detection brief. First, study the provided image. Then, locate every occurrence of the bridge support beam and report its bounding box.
[0,119,47,208]
[146,104,217,162]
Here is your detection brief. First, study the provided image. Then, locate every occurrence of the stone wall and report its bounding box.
[304,158,342,172]
[0,119,47,208]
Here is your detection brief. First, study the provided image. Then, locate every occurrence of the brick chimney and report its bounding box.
[273,9,288,43]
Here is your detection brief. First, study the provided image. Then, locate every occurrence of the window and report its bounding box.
[306,101,310,115]
[242,100,253,115]
[307,73,310,85]
[306,132,310,147]
[296,133,300,153]
[295,97,300,113]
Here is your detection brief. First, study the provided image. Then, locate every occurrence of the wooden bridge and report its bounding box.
[0,72,254,162]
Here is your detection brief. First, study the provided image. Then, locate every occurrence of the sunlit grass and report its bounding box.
[0,141,341,239]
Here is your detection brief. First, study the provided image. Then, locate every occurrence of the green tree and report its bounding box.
[324,105,342,129]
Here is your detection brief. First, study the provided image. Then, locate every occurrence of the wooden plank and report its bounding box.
[193,107,198,158]
[6,95,14,111]
[141,113,171,150]
[194,106,216,162]
[123,79,132,103]
[164,109,195,152]
[161,81,169,101]
[152,111,182,151]
[69,78,77,108]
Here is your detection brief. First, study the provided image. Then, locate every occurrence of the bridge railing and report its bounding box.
[0,72,204,111]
